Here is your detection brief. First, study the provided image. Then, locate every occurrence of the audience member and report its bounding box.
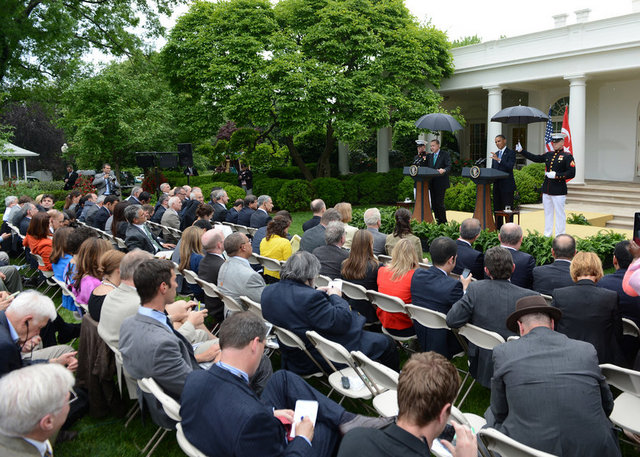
[161,196,182,244]
[225,199,244,224]
[260,216,293,280]
[63,191,81,213]
[300,208,342,253]
[446,246,538,387]
[23,212,53,272]
[87,250,125,322]
[71,238,112,305]
[109,201,130,239]
[552,251,625,365]
[303,199,326,232]
[363,207,387,256]
[486,295,620,457]
[338,352,477,457]
[211,189,229,223]
[178,226,205,298]
[385,208,423,261]
[377,238,418,337]
[150,194,168,225]
[218,232,266,304]
[197,228,226,322]
[312,221,349,280]
[38,194,55,212]
[138,191,151,205]
[498,223,535,289]
[334,202,358,249]
[237,195,258,227]
[124,205,174,253]
[341,229,381,322]
[453,218,484,280]
[89,195,118,231]
[252,210,292,255]
[83,195,105,224]
[250,194,273,228]
[18,202,38,236]
[193,203,214,231]
[411,237,471,358]
[47,209,64,234]
[57,227,96,312]
[125,186,142,204]
[180,188,204,230]
[532,233,575,295]
[598,240,640,326]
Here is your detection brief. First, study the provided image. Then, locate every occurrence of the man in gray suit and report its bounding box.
[487,295,620,457]
[217,232,266,304]
[299,208,342,253]
[92,163,120,197]
[160,196,182,244]
[446,246,538,387]
[364,207,387,256]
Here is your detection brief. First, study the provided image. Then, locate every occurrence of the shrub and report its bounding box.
[311,178,344,207]
[276,180,312,212]
[444,180,476,212]
[206,182,245,206]
[355,169,404,205]
[254,177,286,201]
[141,171,168,194]
[520,162,545,182]
[397,177,414,201]
[519,231,554,265]
[513,169,540,204]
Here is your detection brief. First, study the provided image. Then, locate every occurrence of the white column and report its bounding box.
[23,159,27,180]
[0,160,3,183]
[338,141,350,175]
[564,74,586,184]
[376,126,392,173]
[484,85,503,166]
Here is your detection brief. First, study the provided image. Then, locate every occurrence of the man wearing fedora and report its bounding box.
[486,295,620,457]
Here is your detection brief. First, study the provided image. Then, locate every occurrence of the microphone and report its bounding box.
[474,157,487,166]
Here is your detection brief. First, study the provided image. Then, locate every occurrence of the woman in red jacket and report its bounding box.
[23,212,53,271]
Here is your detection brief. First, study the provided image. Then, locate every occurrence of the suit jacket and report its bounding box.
[160,209,181,243]
[411,267,463,358]
[446,280,538,387]
[225,207,240,224]
[0,311,25,376]
[92,172,120,196]
[197,253,225,320]
[124,224,160,254]
[300,224,326,253]
[313,244,349,279]
[250,208,271,228]
[180,199,200,230]
[491,147,516,192]
[181,366,313,457]
[150,205,166,224]
[236,207,255,227]
[552,279,625,365]
[489,326,619,457]
[262,279,391,375]
[89,206,110,231]
[217,256,266,303]
[532,259,573,295]
[18,216,30,236]
[504,247,535,289]
[428,149,451,191]
[338,424,430,457]
[598,268,640,326]
[453,239,484,280]
[64,170,78,190]
[0,434,43,457]
[212,202,228,223]
[302,215,321,232]
[97,283,140,349]
[367,227,388,257]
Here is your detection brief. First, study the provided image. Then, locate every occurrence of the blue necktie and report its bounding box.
[433,153,438,166]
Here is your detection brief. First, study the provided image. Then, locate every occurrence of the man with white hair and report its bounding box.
[211,189,229,223]
[160,196,182,244]
[312,221,349,279]
[126,186,142,204]
[302,199,326,232]
[0,291,77,377]
[180,188,204,229]
[159,182,171,196]
[364,207,387,256]
[0,364,75,456]
[250,194,272,228]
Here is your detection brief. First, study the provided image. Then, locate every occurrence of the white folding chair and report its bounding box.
[541,293,553,306]
[176,423,207,457]
[31,254,57,296]
[272,326,327,379]
[455,323,505,407]
[182,269,199,287]
[52,277,86,316]
[341,280,369,301]
[377,254,392,265]
[314,274,332,288]
[235,224,250,236]
[622,318,640,338]
[450,405,487,435]
[238,296,263,319]
[137,377,181,457]
[246,226,258,237]
[351,350,398,417]
[255,254,283,273]
[478,427,558,457]
[600,363,640,437]
[366,290,416,344]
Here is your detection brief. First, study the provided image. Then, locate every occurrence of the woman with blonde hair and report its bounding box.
[179,226,205,298]
[376,238,418,336]
[341,229,380,322]
[88,250,125,321]
[385,208,423,261]
[552,251,624,365]
[334,202,359,249]
[71,237,112,305]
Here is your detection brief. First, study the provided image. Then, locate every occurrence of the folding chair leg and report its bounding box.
[144,429,169,457]
[124,403,140,428]
[139,426,167,455]
[455,378,476,409]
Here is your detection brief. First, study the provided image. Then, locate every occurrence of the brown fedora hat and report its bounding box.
[506,295,562,333]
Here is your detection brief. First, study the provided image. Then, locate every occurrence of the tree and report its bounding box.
[163,0,453,179]
[0,0,182,90]
[59,55,179,175]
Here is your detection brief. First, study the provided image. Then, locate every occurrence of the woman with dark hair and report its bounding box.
[23,212,53,271]
[71,237,112,305]
[88,250,125,321]
[64,190,81,212]
[111,201,130,239]
[385,207,423,261]
[341,229,380,322]
[260,216,292,280]
[193,203,214,230]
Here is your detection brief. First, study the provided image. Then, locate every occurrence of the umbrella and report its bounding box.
[491,105,549,124]
[415,113,463,132]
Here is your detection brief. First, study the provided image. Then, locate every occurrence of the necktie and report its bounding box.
[143,225,162,252]
[498,149,503,160]
[165,316,195,357]
[433,153,438,166]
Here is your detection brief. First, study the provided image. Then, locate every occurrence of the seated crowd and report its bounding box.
[0,175,639,457]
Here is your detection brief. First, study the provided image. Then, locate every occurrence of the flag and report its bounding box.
[544,107,554,152]
[561,105,572,154]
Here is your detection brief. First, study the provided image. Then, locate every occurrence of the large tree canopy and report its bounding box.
[0,0,182,89]
[163,0,453,178]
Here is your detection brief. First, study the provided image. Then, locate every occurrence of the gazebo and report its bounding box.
[0,143,39,182]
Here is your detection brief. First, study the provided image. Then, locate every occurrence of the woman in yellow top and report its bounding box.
[259,215,292,280]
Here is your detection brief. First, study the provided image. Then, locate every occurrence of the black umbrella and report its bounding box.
[491,105,549,124]
[415,113,463,132]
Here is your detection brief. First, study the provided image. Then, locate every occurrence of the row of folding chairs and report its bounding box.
[221,221,258,237]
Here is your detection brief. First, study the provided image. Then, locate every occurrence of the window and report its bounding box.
[550,96,569,133]
[469,123,486,162]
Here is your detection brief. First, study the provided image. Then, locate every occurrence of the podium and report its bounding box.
[462,167,508,231]
[403,166,441,223]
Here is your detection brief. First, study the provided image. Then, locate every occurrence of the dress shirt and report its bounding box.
[23,438,51,457]
[137,307,172,331]
[216,361,250,384]
[6,316,18,343]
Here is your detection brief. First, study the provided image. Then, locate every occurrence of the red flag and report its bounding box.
[561,105,572,154]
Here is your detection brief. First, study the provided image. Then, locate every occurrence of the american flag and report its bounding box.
[544,107,554,152]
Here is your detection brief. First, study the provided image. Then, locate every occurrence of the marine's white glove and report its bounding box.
[515,142,523,152]
[545,171,556,179]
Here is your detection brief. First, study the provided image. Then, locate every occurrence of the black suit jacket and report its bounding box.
[0,311,25,376]
[313,244,349,279]
[428,149,451,191]
[124,224,159,253]
[491,147,516,192]
[212,202,228,223]
[197,253,225,321]
[236,207,255,227]
[64,171,78,190]
[553,279,625,365]
[532,260,573,295]
[89,206,110,231]
[19,217,30,236]
[150,206,166,224]
[338,424,430,457]
[250,209,271,228]
[180,199,200,230]
[598,268,640,326]
[225,208,240,224]
[504,247,535,289]
[302,215,321,232]
[453,239,484,280]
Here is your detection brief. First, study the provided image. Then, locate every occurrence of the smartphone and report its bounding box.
[461,268,471,279]
[634,212,640,245]
[439,423,456,444]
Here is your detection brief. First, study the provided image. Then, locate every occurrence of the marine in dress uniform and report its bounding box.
[517,133,575,236]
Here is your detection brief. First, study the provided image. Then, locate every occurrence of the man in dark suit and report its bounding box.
[499,223,535,289]
[427,139,451,224]
[411,237,471,358]
[364,208,387,256]
[181,312,390,457]
[490,134,516,229]
[446,247,538,387]
[179,188,203,230]
[300,208,342,253]
[250,194,273,228]
[237,195,257,227]
[18,203,37,236]
[262,251,398,374]
[599,240,640,326]
[184,166,198,177]
[453,218,484,280]
[124,205,174,254]
[197,228,226,322]
[63,164,78,190]
[532,234,575,295]
[312,222,349,279]
[225,199,244,224]
[338,352,477,457]
[303,199,326,232]
[487,295,620,457]
[125,186,142,204]
[89,195,117,231]
[211,189,229,223]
